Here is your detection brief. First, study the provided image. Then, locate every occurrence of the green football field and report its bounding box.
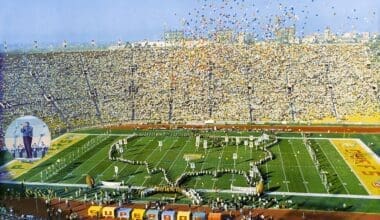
[11,129,375,196]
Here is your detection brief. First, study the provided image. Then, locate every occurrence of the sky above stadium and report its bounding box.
[0,0,378,45]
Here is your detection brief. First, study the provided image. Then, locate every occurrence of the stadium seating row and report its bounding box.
[1,43,379,136]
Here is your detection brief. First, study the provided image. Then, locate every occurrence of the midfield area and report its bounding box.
[11,129,377,196]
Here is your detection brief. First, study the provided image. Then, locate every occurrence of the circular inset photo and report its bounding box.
[4,115,51,162]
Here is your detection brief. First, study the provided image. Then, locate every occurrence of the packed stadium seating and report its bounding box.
[1,42,379,135]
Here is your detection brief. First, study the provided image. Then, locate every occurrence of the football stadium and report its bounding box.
[0,0,379,219]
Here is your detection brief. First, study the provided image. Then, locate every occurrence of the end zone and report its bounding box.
[330,139,380,195]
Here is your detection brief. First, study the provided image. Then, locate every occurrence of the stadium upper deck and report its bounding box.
[0,42,379,135]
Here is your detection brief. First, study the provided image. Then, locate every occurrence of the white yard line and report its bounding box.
[265,191,378,199]
[0,160,16,171]
[211,142,228,190]
[276,143,290,192]
[196,188,379,199]
[29,135,107,182]
[174,139,194,178]
[70,155,110,183]
[4,134,91,180]
[265,161,270,190]
[206,136,336,140]
[124,137,166,185]
[68,138,121,183]
[301,139,328,193]
[121,137,174,185]
[288,140,309,193]
[231,142,245,185]
[279,137,337,140]
[316,141,350,194]
[149,138,177,173]
[60,135,118,182]
[0,180,145,190]
[157,138,191,186]
[355,138,380,164]
[113,137,149,177]
[95,136,141,180]
[193,147,212,189]
[137,143,164,186]
[1,180,379,199]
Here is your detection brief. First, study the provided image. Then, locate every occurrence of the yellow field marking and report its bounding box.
[4,133,88,179]
[330,139,380,195]
[183,154,203,161]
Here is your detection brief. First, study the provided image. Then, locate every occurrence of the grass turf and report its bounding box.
[11,130,372,196]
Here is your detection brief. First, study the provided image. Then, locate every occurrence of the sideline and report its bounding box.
[1,180,380,200]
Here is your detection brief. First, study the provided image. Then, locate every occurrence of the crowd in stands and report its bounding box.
[0,42,379,135]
